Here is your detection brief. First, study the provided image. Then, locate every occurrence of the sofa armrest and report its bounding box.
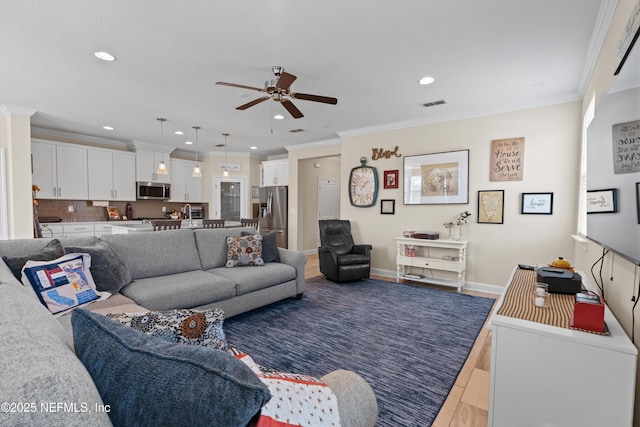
[321,369,378,427]
[277,248,307,295]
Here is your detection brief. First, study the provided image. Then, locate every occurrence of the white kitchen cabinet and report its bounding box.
[488,268,637,427]
[170,159,203,202]
[136,148,171,183]
[88,148,136,201]
[261,159,288,186]
[31,140,88,200]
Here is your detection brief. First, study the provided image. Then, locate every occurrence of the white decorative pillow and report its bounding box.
[21,253,103,314]
[226,235,264,267]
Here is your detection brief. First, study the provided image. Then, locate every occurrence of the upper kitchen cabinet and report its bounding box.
[136,148,171,184]
[32,140,88,200]
[261,159,288,187]
[170,158,203,203]
[88,148,136,201]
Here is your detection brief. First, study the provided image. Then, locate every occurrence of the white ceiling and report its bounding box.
[0,1,608,157]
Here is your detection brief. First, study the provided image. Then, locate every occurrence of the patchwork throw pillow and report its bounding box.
[64,240,132,293]
[107,308,227,350]
[21,253,101,314]
[226,234,264,267]
[2,239,64,280]
[71,309,271,427]
[242,230,280,263]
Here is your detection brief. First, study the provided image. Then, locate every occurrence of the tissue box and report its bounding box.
[570,292,605,333]
[535,267,582,294]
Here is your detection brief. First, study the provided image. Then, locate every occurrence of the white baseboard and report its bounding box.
[371,268,503,295]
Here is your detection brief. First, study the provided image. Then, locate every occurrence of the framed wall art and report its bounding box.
[380,199,395,215]
[384,170,399,189]
[586,188,618,214]
[521,192,553,215]
[403,149,469,205]
[477,190,504,224]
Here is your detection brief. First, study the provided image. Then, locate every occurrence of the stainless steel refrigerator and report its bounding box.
[259,186,288,248]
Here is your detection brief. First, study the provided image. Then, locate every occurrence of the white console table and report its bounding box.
[488,267,637,427]
[395,237,467,292]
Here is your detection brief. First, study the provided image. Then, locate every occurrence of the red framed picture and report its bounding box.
[384,170,399,189]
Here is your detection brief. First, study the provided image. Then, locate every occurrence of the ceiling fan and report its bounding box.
[216,66,337,119]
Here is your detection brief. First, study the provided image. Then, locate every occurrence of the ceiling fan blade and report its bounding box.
[216,81,266,92]
[276,72,297,90]
[290,92,338,105]
[236,96,271,110]
[281,99,304,119]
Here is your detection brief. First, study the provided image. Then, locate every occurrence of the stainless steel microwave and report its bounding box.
[136,182,171,200]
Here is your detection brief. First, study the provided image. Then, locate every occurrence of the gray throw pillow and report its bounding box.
[242,230,280,263]
[71,309,271,427]
[2,239,64,280]
[64,240,132,293]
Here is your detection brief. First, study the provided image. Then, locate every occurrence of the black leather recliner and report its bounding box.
[318,219,373,282]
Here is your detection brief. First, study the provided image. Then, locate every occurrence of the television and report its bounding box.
[586,37,640,265]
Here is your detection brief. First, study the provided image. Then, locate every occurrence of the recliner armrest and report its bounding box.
[352,244,372,256]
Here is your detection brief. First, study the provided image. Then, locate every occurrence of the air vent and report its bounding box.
[421,99,447,108]
[289,128,304,133]
[215,143,226,147]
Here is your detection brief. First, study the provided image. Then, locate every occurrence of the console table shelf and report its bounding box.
[395,238,467,292]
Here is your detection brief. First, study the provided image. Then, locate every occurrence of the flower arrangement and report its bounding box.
[443,211,471,240]
[32,184,40,206]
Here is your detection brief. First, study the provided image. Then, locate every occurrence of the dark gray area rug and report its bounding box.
[224,276,495,427]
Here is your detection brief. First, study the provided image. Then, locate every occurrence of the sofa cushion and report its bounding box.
[21,253,101,314]
[120,270,236,311]
[107,308,227,350]
[2,238,64,280]
[71,309,271,427]
[194,227,255,270]
[64,240,132,293]
[242,230,281,263]
[101,229,201,280]
[0,282,111,426]
[226,234,264,267]
[210,262,297,296]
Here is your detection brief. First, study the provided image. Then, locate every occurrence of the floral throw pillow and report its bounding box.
[107,308,227,350]
[226,235,264,267]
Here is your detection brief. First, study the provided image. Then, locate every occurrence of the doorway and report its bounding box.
[212,176,248,221]
[317,176,340,246]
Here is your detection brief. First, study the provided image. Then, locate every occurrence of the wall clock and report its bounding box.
[349,157,379,207]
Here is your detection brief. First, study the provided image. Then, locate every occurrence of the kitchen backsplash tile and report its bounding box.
[36,200,206,222]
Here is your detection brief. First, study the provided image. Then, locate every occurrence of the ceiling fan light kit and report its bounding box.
[216,66,337,119]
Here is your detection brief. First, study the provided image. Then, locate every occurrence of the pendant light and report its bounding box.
[192,125,202,178]
[156,117,168,175]
[222,133,230,179]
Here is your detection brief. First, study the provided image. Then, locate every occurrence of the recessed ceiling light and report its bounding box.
[174,131,184,135]
[419,76,435,85]
[250,146,258,150]
[185,140,193,145]
[274,114,285,120]
[103,125,114,130]
[94,51,116,62]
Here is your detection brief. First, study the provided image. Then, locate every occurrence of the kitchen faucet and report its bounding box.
[183,204,192,226]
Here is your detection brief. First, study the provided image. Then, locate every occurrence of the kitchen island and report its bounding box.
[110,220,242,234]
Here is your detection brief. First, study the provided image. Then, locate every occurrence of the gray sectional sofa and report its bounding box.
[0,227,378,427]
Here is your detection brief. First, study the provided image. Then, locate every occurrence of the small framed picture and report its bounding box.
[380,199,395,215]
[636,183,640,224]
[586,188,618,214]
[521,192,553,215]
[252,186,260,198]
[384,170,399,189]
[477,190,504,224]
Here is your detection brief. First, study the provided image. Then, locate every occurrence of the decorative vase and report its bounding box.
[452,225,461,241]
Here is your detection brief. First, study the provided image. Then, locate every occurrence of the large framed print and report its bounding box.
[521,192,553,215]
[403,150,469,205]
[586,188,618,214]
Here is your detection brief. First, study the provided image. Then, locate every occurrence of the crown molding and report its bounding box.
[0,104,37,117]
[285,137,341,152]
[32,126,135,150]
[577,0,619,96]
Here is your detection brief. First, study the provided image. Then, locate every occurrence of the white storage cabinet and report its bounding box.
[32,140,88,200]
[170,159,203,202]
[88,148,136,201]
